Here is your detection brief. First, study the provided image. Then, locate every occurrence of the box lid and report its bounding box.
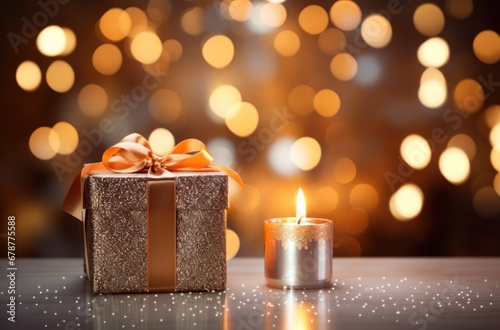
[83,172,228,210]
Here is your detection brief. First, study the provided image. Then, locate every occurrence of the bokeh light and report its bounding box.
[345,207,369,235]
[78,84,109,117]
[268,138,299,176]
[46,60,75,93]
[130,31,163,64]
[61,28,77,56]
[313,187,338,214]
[142,47,171,78]
[473,186,500,218]
[247,2,274,34]
[225,102,259,137]
[453,78,484,113]
[149,89,182,123]
[333,157,356,184]
[51,122,78,155]
[181,7,204,36]
[125,7,149,37]
[260,2,286,28]
[29,127,60,160]
[494,173,500,196]
[490,124,500,147]
[413,3,445,37]
[349,183,379,212]
[445,0,473,19]
[298,5,329,35]
[417,37,450,68]
[439,147,470,184]
[484,105,500,128]
[36,25,66,56]
[92,43,123,75]
[148,128,175,156]
[99,8,131,41]
[418,68,447,108]
[490,144,500,172]
[163,39,183,62]
[389,183,424,221]
[290,137,322,171]
[288,85,315,115]
[226,229,240,260]
[448,134,476,160]
[472,30,500,64]
[329,1,362,31]
[209,85,242,119]
[330,53,358,81]
[274,30,300,57]
[202,35,235,69]
[313,89,341,118]
[400,134,432,170]
[318,28,345,56]
[16,61,42,92]
[228,0,253,22]
[361,14,392,49]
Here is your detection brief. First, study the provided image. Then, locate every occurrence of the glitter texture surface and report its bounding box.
[83,172,228,293]
[264,218,333,249]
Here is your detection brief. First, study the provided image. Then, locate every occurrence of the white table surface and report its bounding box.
[1,258,499,329]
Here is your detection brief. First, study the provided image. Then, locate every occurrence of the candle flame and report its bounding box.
[296,188,306,224]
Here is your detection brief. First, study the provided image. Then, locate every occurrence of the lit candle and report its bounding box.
[264,188,333,289]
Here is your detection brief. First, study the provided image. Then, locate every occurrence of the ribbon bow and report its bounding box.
[62,133,246,220]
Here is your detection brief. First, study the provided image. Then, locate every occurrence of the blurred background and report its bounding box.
[1,0,500,258]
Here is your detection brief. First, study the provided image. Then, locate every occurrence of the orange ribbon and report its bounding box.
[62,133,247,220]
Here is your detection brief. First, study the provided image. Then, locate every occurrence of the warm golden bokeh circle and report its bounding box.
[413,3,445,37]
[78,84,109,117]
[148,128,175,156]
[93,43,123,75]
[225,102,259,137]
[329,1,362,31]
[274,30,300,57]
[453,78,484,113]
[330,53,358,81]
[473,30,500,64]
[361,14,392,49]
[299,5,329,35]
[46,60,75,93]
[202,35,235,69]
[313,89,341,118]
[16,61,42,92]
[52,121,79,155]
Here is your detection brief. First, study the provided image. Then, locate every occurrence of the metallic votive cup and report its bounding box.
[264,218,333,289]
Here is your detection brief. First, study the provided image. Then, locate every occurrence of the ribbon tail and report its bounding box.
[61,162,109,221]
[209,164,248,195]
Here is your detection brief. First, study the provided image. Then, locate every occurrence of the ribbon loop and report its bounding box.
[62,133,247,221]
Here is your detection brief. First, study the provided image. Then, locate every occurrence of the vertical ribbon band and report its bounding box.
[147,174,176,292]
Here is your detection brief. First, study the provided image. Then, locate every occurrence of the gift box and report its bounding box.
[83,171,228,293]
[62,133,246,294]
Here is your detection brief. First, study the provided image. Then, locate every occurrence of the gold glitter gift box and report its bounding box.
[82,171,228,294]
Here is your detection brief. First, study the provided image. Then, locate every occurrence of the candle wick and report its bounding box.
[296,215,304,225]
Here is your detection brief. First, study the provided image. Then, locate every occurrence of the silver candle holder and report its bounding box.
[264,217,333,289]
